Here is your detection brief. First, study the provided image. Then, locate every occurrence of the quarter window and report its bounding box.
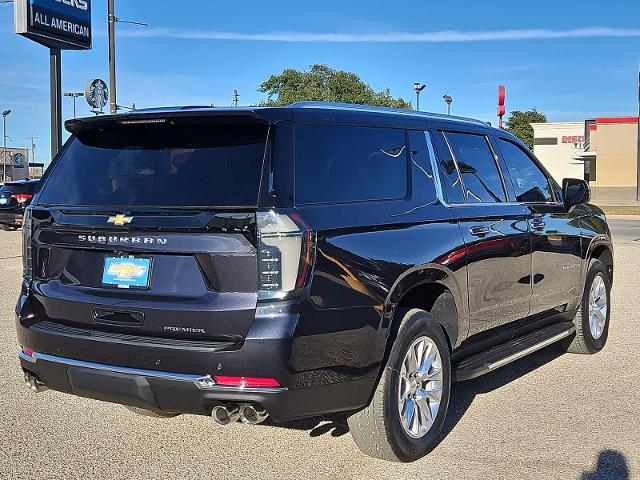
[445,132,506,203]
[431,132,465,204]
[498,139,554,203]
[295,126,408,204]
[407,130,436,202]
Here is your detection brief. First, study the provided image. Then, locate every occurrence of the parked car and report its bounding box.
[16,102,613,462]
[0,179,39,230]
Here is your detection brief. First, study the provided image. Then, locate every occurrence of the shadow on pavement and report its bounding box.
[269,343,568,442]
[265,414,349,438]
[581,450,630,480]
[440,343,565,440]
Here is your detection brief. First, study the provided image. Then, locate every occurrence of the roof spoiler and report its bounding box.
[65,108,291,134]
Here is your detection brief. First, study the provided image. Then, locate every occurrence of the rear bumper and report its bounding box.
[18,349,372,422]
[16,291,381,422]
[0,211,23,227]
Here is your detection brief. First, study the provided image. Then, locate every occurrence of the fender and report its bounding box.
[384,261,469,349]
[581,235,614,292]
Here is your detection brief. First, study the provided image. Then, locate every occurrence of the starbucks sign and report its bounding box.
[85,78,109,112]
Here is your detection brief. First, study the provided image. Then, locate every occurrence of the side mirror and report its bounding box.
[562,178,591,209]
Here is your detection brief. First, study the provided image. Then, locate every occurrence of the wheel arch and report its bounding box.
[364,267,466,415]
[385,264,467,353]
[590,243,613,286]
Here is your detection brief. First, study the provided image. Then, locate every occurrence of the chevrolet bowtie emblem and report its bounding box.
[107,214,133,226]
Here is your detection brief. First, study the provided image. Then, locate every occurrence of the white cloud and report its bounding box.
[115,27,640,43]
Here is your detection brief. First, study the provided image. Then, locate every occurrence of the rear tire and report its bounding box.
[348,308,451,462]
[564,259,610,354]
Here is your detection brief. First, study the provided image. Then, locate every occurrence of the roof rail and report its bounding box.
[288,101,489,126]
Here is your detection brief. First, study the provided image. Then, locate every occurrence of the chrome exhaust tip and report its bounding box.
[211,404,240,426]
[23,371,47,393]
[239,404,268,425]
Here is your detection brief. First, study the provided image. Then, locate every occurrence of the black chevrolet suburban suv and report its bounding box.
[16,102,613,462]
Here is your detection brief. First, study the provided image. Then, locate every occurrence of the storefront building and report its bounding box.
[0,147,30,182]
[530,121,586,182]
[532,117,639,204]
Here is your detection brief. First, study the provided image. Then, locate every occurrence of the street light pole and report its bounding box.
[27,136,37,167]
[2,110,11,184]
[413,83,426,111]
[108,0,118,114]
[443,95,452,115]
[64,92,84,118]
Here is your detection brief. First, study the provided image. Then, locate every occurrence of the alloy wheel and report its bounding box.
[398,336,443,439]
[588,274,607,339]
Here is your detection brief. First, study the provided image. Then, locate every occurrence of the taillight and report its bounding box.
[257,211,314,300]
[11,194,32,204]
[22,208,33,281]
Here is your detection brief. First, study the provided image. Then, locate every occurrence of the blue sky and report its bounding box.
[1,0,639,162]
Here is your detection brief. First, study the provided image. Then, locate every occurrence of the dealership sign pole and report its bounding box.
[49,47,62,158]
[14,0,92,159]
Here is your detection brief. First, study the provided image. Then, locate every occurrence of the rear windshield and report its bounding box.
[39,122,269,207]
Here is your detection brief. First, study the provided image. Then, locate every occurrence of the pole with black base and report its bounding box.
[50,48,62,159]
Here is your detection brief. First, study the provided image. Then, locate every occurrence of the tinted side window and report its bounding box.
[445,132,506,203]
[295,126,408,204]
[498,139,554,203]
[431,131,465,204]
[407,130,436,202]
[551,178,563,202]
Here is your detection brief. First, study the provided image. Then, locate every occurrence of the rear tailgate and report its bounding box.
[27,115,271,342]
[30,208,258,341]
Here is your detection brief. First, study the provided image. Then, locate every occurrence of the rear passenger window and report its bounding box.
[295,126,408,204]
[431,132,465,204]
[498,139,554,203]
[407,130,436,202]
[445,132,506,203]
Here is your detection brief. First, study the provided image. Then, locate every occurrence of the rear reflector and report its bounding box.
[21,347,34,358]
[213,376,280,388]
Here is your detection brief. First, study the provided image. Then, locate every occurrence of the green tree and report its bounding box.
[258,64,411,109]
[504,108,547,148]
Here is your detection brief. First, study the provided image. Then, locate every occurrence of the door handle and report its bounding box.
[469,225,491,237]
[530,219,546,231]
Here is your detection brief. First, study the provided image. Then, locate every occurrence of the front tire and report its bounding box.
[348,308,451,462]
[565,258,611,354]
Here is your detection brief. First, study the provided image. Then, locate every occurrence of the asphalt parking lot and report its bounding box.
[1,220,638,480]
